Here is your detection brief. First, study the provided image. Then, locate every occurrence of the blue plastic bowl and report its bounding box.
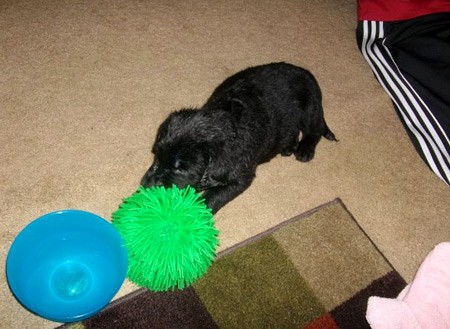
[6,210,128,323]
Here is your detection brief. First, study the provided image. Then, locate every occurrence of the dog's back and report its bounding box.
[203,62,335,163]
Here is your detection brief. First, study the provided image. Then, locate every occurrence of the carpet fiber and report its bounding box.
[62,200,406,328]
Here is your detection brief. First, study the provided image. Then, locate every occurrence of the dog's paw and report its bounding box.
[280,140,298,157]
[280,149,294,157]
[295,147,315,162]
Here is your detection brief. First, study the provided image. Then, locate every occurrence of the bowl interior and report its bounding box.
[6,210,128,323]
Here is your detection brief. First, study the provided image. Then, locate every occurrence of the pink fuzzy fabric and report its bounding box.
[366,242,450,329]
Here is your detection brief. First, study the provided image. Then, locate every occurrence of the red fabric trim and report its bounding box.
[304,313,339,329]
[357,0,450,21]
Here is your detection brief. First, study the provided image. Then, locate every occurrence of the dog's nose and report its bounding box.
[141,163,160,187]
[141,174,156,187]
[141,172,164,188]
[140,175,151,187]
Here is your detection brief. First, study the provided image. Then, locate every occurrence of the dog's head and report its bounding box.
[141,108,233,190]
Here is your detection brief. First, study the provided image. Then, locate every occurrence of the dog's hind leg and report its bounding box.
[294,83,337,162]
[280,136,299,156]
[295,120,337,162]
[294,133,322,162]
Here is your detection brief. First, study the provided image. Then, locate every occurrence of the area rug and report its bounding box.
[61,199,406,329]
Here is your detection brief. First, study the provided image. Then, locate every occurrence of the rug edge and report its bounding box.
[58,197,396,329]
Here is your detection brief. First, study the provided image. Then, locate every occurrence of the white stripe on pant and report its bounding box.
[359,20,450,186]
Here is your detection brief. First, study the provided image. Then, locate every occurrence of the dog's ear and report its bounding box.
[229,98,246,121]
[199,136,234,189]
[200,156,227,188]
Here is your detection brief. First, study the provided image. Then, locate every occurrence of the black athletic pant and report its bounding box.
[356,13,450,186]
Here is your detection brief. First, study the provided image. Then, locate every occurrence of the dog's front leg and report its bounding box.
[202,181,251,214]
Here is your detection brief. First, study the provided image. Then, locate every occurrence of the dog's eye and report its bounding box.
[173,154,182,169]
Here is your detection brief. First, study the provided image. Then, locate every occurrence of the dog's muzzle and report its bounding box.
[141,164,163,187]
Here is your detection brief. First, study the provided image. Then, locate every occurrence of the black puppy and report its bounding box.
[141,62,336,213]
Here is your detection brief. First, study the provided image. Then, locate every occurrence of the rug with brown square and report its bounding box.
[61,199,406,329]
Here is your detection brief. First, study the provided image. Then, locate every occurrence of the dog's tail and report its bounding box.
[322,121,338,142]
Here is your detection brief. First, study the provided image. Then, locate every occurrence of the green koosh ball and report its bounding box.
[112,185,219,292]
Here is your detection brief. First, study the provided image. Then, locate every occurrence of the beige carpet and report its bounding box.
[1,0,449,328]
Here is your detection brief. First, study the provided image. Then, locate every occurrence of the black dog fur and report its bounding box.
[141,62,336,213]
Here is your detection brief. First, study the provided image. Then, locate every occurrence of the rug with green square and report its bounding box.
[60,199,406,329]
